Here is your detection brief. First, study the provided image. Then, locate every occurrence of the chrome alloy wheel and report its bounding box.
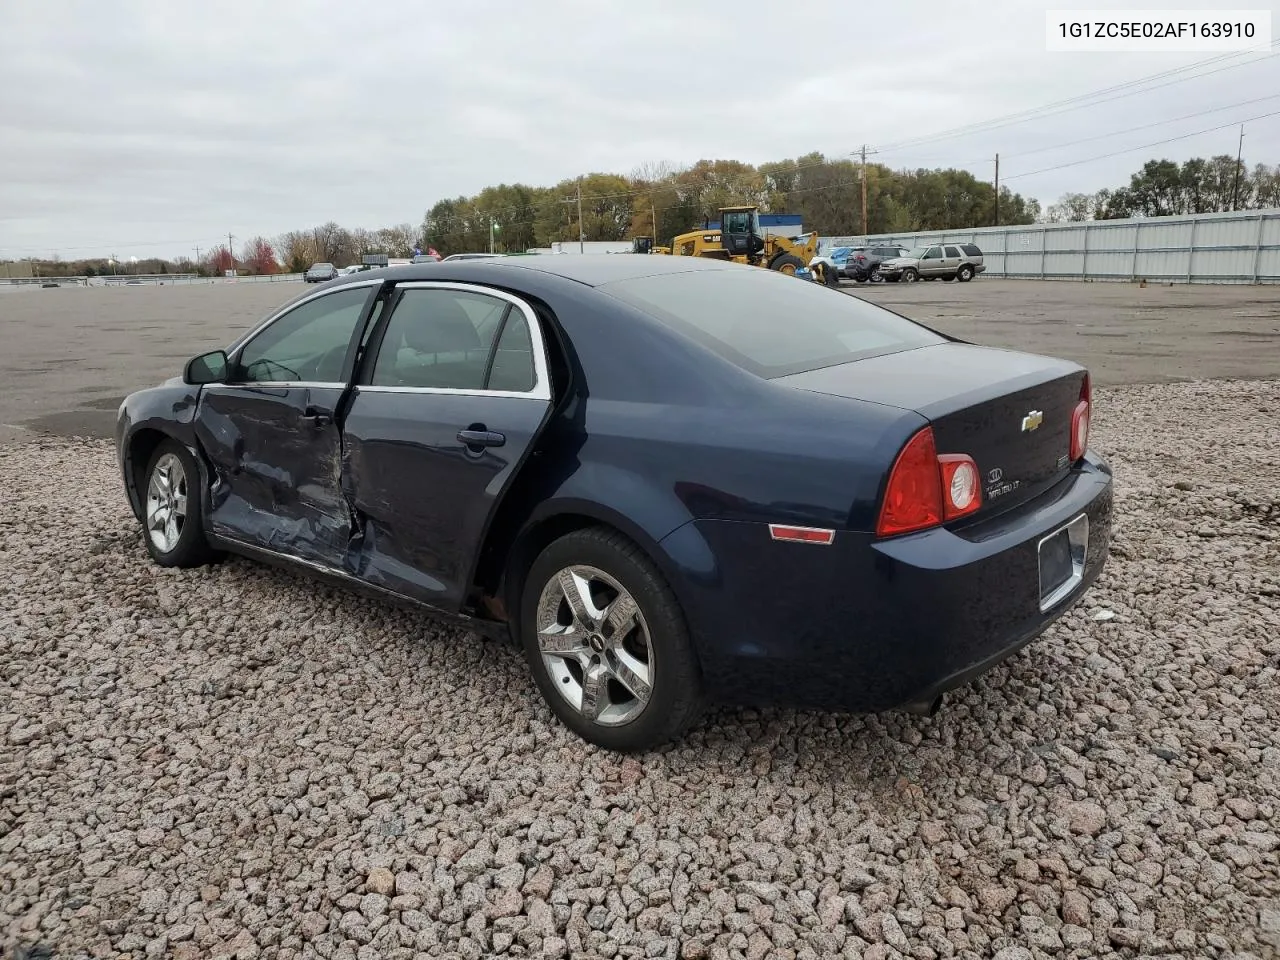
[536,565,654,726]
[145,452,188,553]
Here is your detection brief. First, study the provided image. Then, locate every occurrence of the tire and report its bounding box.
[957,264,974,282]
[870,266,883,283]
[141,439,218,568]
[901,268,919,282]
[824,264,840,287]
[769,253,805,276]
[854,276,868,283]
[520,527,704,751]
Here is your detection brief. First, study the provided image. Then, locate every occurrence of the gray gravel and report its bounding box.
[2,378,1278,960]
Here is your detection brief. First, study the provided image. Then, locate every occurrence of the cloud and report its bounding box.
[2,0,1277,257]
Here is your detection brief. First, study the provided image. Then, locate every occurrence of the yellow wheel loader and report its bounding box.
[659,206,820,276]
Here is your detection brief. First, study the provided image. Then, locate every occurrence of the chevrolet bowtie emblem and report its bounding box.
[1021,410,1044,432]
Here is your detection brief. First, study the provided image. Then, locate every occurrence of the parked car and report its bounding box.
[303,262,339,283]
[116,256,1110,750]
[410,253,442,264]
[844,244,913,282]
[878,243,985,283]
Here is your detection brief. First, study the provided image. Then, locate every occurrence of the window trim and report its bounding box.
[224,279,384,387]
[356,281,552,401]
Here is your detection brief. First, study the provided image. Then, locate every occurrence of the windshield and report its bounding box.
[903,247,929,259]
[310,263,333,269]
[602,267,944,378]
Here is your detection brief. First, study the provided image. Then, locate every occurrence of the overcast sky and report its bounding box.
[2,0,1278,261]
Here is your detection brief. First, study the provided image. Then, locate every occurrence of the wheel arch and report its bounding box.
[485,498,709,660]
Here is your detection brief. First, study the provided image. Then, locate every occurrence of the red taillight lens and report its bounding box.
[877,429,985,537]
[938,454,981,520]
[876,427,944,537]
[1070,373,1091,461]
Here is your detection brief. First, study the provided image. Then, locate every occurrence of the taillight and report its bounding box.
[877,428,982,537]
[938,454,981,520]
[1070,372,1091,461]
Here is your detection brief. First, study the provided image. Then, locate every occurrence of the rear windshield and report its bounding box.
[602,268,945,378]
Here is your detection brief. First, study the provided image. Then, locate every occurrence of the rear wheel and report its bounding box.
[855,275,868,283]
[520,528,703,751]
[769,253,805,276]
[957,264,975,282]
[902,268,919,282]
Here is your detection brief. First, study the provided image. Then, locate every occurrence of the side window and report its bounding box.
[923,247,942,260]
[487,312,537,392]
[236,286,370,384]
[944,245,961,258]
[370,288,509,390]
[961,244,983,257]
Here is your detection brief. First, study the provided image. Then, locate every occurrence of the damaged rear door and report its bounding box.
[340,282,554,611]
[194,283,380,565]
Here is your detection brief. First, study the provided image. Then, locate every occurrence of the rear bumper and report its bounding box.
[660,453,1113,712]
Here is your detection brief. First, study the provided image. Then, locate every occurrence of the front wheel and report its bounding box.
[520,528,704,751]
[769,253,805,276]
[901,268,919,282]
[141,439,219,567]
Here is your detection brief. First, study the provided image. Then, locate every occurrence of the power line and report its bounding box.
[998,92,1280,161]
[1001,108,1280,182]
[875,42,1279,155]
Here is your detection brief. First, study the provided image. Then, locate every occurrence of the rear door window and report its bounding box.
[370,289,507,390]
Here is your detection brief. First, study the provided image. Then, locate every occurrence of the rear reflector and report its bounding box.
[769,524,835,545]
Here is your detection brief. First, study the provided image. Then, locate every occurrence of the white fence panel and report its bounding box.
[822,208,1280,283]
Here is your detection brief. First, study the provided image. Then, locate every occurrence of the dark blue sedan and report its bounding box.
[116,256,1112,750]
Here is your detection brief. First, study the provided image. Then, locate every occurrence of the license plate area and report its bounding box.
[1038,513,1088,612]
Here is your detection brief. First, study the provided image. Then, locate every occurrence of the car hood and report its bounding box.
[881,257,919,267]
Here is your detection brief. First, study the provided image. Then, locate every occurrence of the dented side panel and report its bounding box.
[341,389,550,611]
[194,384,352,566]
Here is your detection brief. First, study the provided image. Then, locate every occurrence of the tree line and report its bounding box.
[1045,157,1280,222]
[7,152,1278,276]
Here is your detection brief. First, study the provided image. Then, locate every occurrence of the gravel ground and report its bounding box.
[2,378,1278,960]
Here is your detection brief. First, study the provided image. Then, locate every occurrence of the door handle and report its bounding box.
[302,404,333,426]
[457,429,506,448]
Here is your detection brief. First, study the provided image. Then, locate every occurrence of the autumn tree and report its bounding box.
[208,245,234,274]
[243,236,278,274]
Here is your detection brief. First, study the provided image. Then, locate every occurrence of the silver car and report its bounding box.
[878,243,985,283]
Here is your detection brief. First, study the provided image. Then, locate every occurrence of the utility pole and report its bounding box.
[577,176,585,253]
[651,197,659,241]
[227,233,235,273]
[860,145,868,238]
[1232,124,1245,211]
[994,153,1000,226]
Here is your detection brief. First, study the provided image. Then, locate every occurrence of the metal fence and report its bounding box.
[824,208,1280,284]
[0,272,305,288]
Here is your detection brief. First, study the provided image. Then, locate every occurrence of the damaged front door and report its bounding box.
[194,284,377,565]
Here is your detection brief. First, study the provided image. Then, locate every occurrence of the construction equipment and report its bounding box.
[629,236,670,255]
[656,206,820,276]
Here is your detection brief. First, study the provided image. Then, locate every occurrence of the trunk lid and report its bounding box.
[776,342,1086,518]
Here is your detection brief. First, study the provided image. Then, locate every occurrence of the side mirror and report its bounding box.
[184,350,228,385]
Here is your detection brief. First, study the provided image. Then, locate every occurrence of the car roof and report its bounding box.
[329,253,740,289]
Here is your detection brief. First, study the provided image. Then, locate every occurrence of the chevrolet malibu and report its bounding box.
[116,256,1112,751]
